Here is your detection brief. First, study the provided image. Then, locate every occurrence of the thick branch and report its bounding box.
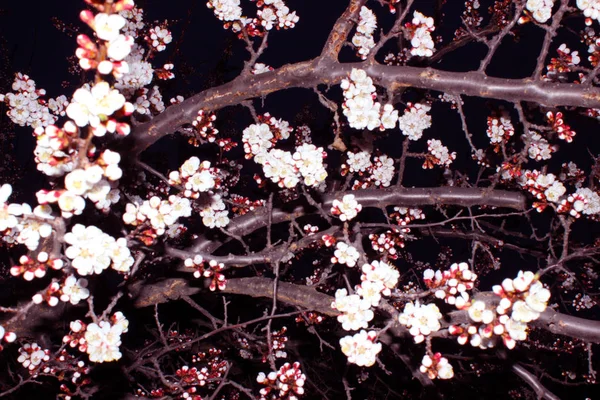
[191,187,525,254]
[126,61,600,155]
[320,0,367,61]
[221,277,338,317]
[533,309,600,344]
[130,278,600,345]
[512,364,561,400]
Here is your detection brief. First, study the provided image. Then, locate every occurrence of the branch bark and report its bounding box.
[190,187,525,254]
[125,60,600,156]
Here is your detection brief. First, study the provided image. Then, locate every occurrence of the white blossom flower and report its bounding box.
[408,12,436,57]
[85,319,126,363]
[93,13,127,41]
[0,184,20,232]
[527,0,555,23]
[332,289,374,331]
[575,188,600,215]
[66,82,126,130]
[398,301,442,343]
[339,330,382,367]
[60,275,90,305]
[346,151,372,173]
[577,0,600,23]
[333,242,360,267]
[331,194,362,221]
[398,103,432,140]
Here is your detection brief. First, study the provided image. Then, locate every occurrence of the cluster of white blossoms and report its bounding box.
[398,103,432,140]
[147,26,172,52]
[526,0,555,23]
[332,260,399,334]
[494,271,551,323]
[331,194,362,221]
[64,224,134,275]
[243,122,327,188]
[407,12,436,57]
[526,131,555,161]
[573,187,600,215]
[331,242,360,267]
[426,139,456,168]
[398,301,443,343]
[119,6,145,36]
[340,68,398,131]
[54,150,123,216]
[77,9,134,78]
[83,312,129,363]
[0,74,63,129]
[200,194,230,228]
[292,144,328,187]
[368,155,395,187]
[208,0,298,33]
[343,152,395,189]
[577,0,600,23]
[423,262,477,309]
[332,289,374,331]
[1,184,23,234]
[207,0,242,22]
[33,273,90,307]
[486,116,514,144]
[519,170,567,205]
[340,69,400,131]
[257,0,300,30]
[66,81,133,137]
[352,6,377,60]
[17,343,50,371]
[339,330,382,367]
[420,353,454,380]
[243,123,275,160]
[123,195,193,235]
[341,69,381,130]
[345,151,372,173]
[360,260,400,297]
[262,149,300,188]
[10,205,53,251]
[450,271,551,350]
[115,44,154,93]
[357,261,399,307]
[133,86,166,115]
[33,123,77,177]
[256,362,305,400]
[168,156,219,198]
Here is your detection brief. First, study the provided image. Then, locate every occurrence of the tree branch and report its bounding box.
[126,61,600,156]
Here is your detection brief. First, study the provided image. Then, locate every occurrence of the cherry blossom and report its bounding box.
[420,353,454,380]
[332,242,360,267]
[406,12,436,57]
[577,0,600,23]
[84,314,128,363]
[398,103,432,140]
[17,343,50,371]
[526,0,554,23]
[60,275,90,305]
[331,194,362,221]
[0,184,20,232]
[351,7,377,60]
[340,69,381,130]
[339,330,382,367]
[331,289,374,331]
[398,301,443,343]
